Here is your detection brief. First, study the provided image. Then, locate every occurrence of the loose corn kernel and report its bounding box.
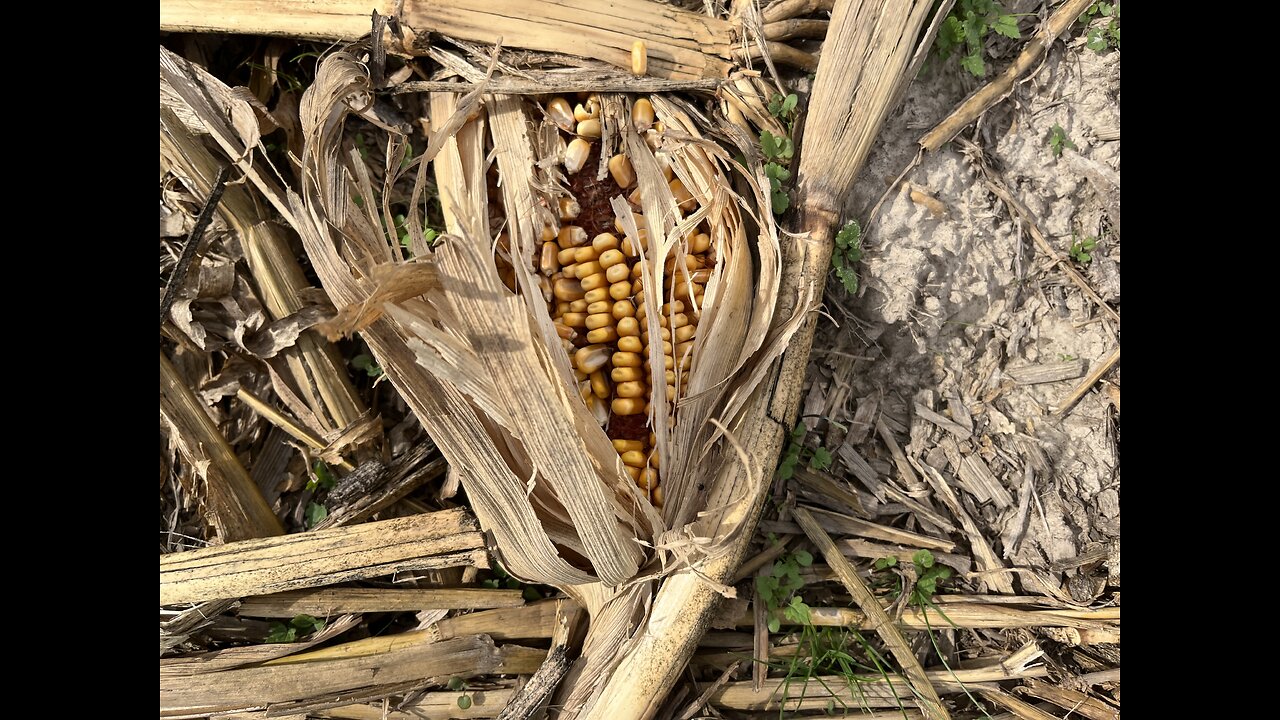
[559,196,581,220]
[547,97,576,132]
[565,138,591,174]
[633,98,654,131]
[608,153,636,189]
[559,225,588,247]
[540,243,560,275]
[631,40,648,76]
[577,118,602,138]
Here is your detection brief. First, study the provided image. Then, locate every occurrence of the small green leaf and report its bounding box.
[266,622,297,643]
[793,550,814,567]
[448,677,465,691]
[771,190,790,215]
[767,616,781,634]
[809,446,833,470]
[760,131,780,160]
[781,94,798,116]
[457,695,473,710]
[1086,29,1108,52]
[304,502,328,529]
[960,52,987,77]
[523,586,543,601]
[312,461,336,491]
[778,453,798,480]
[912,549,935,569]
[991,14,1020,39]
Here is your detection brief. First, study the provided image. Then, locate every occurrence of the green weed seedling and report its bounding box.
[303,502,328,528]
[448,676,473,709]
[831,221,863,294]
[266,614,326,643]
[1048,123,1077,158]
[934,0,1021,77]
[351,353,384,379]
[306,460,337,493]
[1070,234,1098,264]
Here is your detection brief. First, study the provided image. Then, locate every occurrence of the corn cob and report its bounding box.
[524,93,717,507]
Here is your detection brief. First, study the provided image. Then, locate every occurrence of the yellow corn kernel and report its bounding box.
[669,178,696,212]
[612,366,643,382]
[620,450,647,467]
[637,467,658,490]
[584,287,610,303]
[575,345,611,373]
[613,397,646,415]
[632,97,654,132]
[617,317,640,336]
[586,300,612,315]
[581,273,608,291]
[569,299,588,312]
[598,249,626,268]
[611,300,636,319]
[562,312,586,327]
[613,351,643,368]
[674,324,696,343]
[576,261,603,280]
[590,370,611,399]
[652,484,664,506]
[624,465,642,481]
[587,326,619,344]
[691,232,712,253]
[559,196,581,220]
[609,153,636,188]
[553,278,585,301]
[565,138,591,174]
[557,246,578,264]
[573,245,599,264]
[577,118,602,138]
[613,439,644,453]
[547,97,576,132]
[631,40,648,76]
[574,101,599,122]
[617,335,644,353]
[592,233,621,253]
[609,281,632,301]
[540,243,560,275]
[585,312,613,330]
[559,225,588,247]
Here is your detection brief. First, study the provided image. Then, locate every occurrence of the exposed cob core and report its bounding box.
[527,93,715,507]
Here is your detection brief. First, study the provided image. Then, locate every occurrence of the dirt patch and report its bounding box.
[808,41,1120,589]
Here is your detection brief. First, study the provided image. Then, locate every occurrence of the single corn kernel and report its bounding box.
[609,281,632,301]
[559,196,582,220]
[584,287,610,303]
[581,273,608,291]
[613,439,644,453]
[577,118,602,138]
[587,326,619,343]
[565,138,591,174]
[585,313,613,330]
[637,467,658,490]
[586,300,612,315]
[557,246,578,264]
[563,312,587,327]
[575,261,603,280]
[620,450,647,467]
[592,233,621,253]
[611,366,643,382]
[547,97,576,132]
[611,301,636,319]
[633,97,654,132]
[612,396,646,415]
[631,40,648,76]
[608,153,637,189]
[569,299,588,312]
[617,336,644,353]
[553,278,585,301]
[574,101,599,122]
[613,351,643,368]
[606,264,631,283]
[691,232,712,254]
[559,225,588,247]
[540,243,560,275]
[617,317,640,336]
[575,345,611,373]
[574,245,599,264]
[670,178,696,212]
[590,370,611,399]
